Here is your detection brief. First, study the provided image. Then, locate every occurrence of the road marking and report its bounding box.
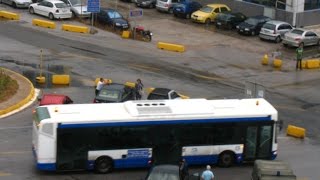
[0,172,11,176]
[0,126,32,130]
[193,74,223,81]
[129,64,161,72]
[0,151,30,155]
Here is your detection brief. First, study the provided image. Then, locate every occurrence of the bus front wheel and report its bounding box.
[94,156,114,173]
[218,151,235,168]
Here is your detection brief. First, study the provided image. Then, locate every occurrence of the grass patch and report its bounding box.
[0,69,19,103]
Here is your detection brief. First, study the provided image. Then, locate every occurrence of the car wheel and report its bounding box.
[185,13,190,19]
[275,36,281,43]
[29,7,34,14]
[168,8,173,14]
[227,24,232,30]
[251,31,256,36]
[94,156,113,173]
[205,18,210,25]
[173,13,177,17]
[49,13,54,20]
[149,3,153,8]
[218,151,235,168]
[283,43,288,47]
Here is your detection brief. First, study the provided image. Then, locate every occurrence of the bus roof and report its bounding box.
[36,98,278,124]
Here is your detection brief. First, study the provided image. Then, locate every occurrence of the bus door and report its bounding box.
[151,126,181,165]
[243,124,273,161]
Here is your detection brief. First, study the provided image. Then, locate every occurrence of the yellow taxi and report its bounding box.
[191,4,231,24]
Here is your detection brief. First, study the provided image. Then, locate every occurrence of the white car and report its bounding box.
[0,0,32,8]
[60,0,91,18]
[29,0,72,20]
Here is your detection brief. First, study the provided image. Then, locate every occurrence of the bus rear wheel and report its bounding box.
[218,151,235,168]
[94,156,113,173]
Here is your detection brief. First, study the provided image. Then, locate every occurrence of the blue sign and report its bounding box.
[127,149,149,158]
[87,0,100,13]
[129,9,143,18]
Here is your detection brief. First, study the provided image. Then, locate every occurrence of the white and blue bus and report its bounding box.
[32,98,278,173]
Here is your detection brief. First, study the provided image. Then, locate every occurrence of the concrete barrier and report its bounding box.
[32,19,56,29]
[52,75,70,85]
[273,59,282,68]
[157,42,185,52]
[122,31,130,39]
[261,54,269,65]
[306,59,320,69]
[287,125,305,138]
[94,78,112,86]
[62,24,89,33]
[0,11,19,20]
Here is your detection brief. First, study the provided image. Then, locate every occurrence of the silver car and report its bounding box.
[0,0,32,8]
[57,0,91,18]
[282,28,320,47]
[156,0,183,13]
[259,20,293,43]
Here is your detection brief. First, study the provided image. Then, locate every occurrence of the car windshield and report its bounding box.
[290,29,304,35]
[245,18,259,25]
[55,3,68,8]
[107,11,122,19]
[146,172,179,180]
[263,23,276,30]
[217,13,231,20]
[200,6,213,13]
[69,0,82,6]
[97,89,120,101]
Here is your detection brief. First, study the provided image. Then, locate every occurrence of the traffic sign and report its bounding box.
[87,0,100,13]
[129,9,143,18]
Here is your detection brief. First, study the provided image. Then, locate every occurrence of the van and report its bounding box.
[156,0,184,13]
[251,160,297,180]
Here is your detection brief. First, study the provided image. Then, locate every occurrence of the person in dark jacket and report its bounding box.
[179,158,189,180]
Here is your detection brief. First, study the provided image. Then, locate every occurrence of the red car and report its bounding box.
[38,94,73,106]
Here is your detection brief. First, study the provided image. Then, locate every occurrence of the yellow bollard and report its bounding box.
[273,59,282,68]
[36,76,46,84]
[261,54,269,65]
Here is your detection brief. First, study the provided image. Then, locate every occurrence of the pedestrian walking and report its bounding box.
[201,165,214,180]
[95,78,106,96]
[296,44,303,70]
[179,159,189,180]
[135,78,144,100]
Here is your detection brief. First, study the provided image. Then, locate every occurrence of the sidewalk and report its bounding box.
[0,68,37,118]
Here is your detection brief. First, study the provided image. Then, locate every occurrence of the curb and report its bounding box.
[0,68,36,118]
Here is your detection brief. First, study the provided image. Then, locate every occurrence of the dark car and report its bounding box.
[237,15,271,36]
[147,88,181,100]
[97,8,129,30]
[215,12,247,30]
[135,0,156,8]
[38,94,73,106]
[93,83,135,103]
[144,164,200,180]
[173,0,202,19]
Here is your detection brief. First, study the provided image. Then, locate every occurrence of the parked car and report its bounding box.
[59,0,91,18]
[38,94,73,106]
[259,20,293,43]
[172,0,202,19]
[215,12,246,30]
[236,15,271,36]
[191,4,231,24]
[0,0,32,8]
[29,0,72,20]
[282,28,320,47]
[93,83,135,103]
[135,0,156,8]
[252,160,297,180]
[97,8,129,30]
[144,164,200,180]
[147,88,181,100]
[156,0,184,14]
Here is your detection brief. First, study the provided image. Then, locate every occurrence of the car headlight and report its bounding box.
[236,25,239,29]
[245,28,249,31]
[115,23,120,26]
